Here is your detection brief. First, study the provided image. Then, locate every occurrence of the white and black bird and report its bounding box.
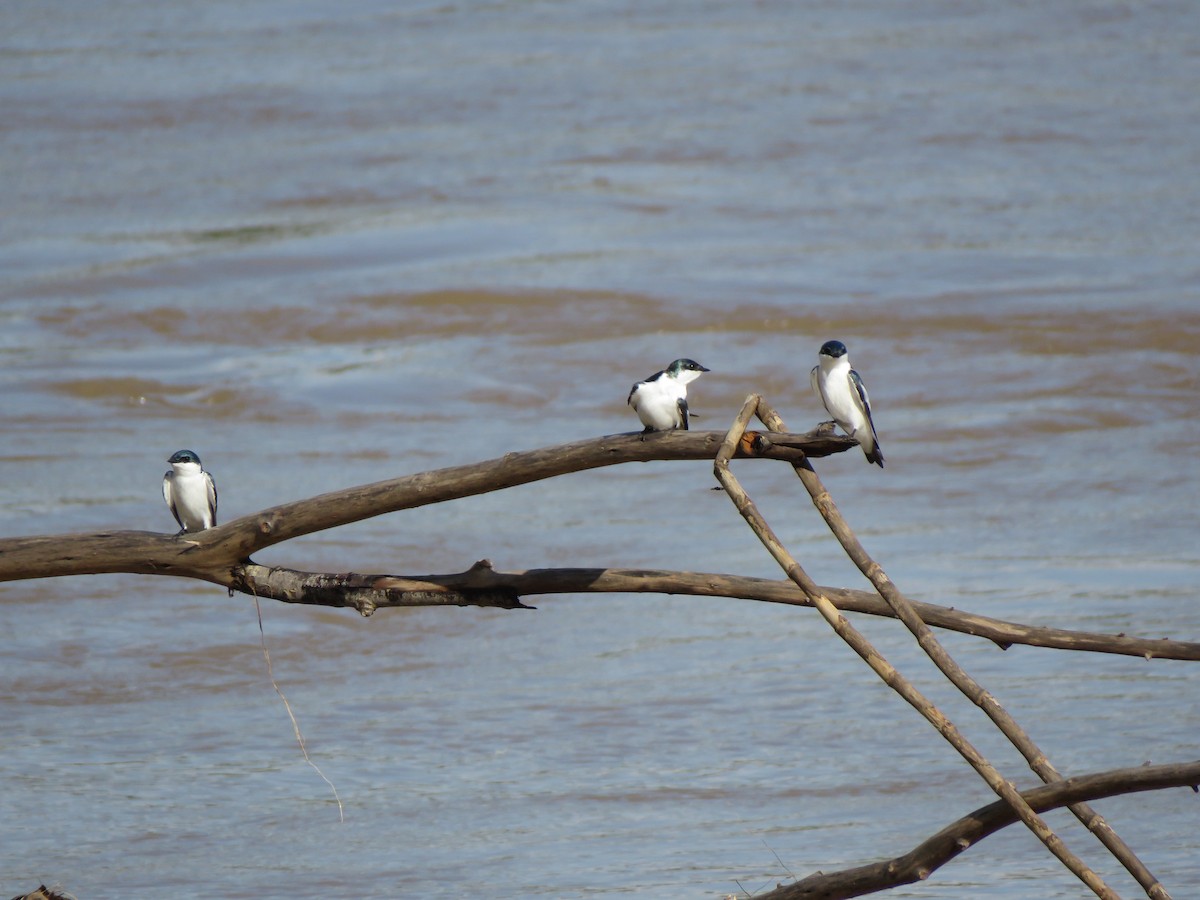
[627,358,710,435]
[162,449,218,534]
[810,340,884,467]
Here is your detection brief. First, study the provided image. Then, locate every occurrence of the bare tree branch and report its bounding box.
[0,430,1193,666]
[0,429,847,586]
[0,415,1193,897]
[756,760,1200,900]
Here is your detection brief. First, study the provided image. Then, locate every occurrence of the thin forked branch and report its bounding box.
[755,397,1169,900]
[712,395,1118,900]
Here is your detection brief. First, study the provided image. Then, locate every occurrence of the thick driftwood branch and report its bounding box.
[0,426,1193,660]
[232,560,533,614]
[714,396,1116,899]
[756,759,1200,900]
[0,429,848,585]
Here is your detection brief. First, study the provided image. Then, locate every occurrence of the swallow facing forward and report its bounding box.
[163,449,218,533]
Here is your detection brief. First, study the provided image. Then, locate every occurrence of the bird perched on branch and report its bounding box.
[163,449,218,534]
[627,358,710,435]
[810,340,884,467]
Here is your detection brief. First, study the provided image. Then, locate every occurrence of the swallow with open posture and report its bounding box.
[627,358,710,435]
[163,449,218,534]
[810,340,884,467]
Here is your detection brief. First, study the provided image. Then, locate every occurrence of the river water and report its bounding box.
[2,2,1198,897]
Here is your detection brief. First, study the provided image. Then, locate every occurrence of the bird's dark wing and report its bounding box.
[206,472,218,526]
[849,370,871,416]
[678,396,690,430]
[850,369,885,467]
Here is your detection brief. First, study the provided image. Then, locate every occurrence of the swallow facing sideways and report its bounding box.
[810,340,884,467]
[627,358,710,436]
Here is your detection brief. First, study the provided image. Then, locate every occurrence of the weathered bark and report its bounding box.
[0,429,845,586]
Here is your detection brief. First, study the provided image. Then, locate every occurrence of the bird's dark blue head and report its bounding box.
[168,449,202,465]
[667,358,711,376]
[818,340,848,359]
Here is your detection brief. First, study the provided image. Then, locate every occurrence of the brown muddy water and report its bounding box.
[2,2,1199,898]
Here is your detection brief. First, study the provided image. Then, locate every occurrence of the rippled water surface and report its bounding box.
[2,2,1199,897]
